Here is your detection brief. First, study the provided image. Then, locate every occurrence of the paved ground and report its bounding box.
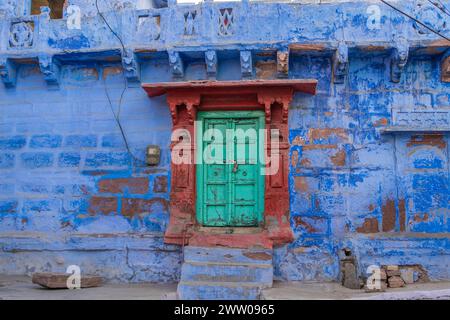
[262,281,450,300]
[0,275,449,300]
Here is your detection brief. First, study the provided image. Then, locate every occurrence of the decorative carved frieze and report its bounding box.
[218,8,234,36]
[240,51,252,79]
[205,50,217,79]
[9,21,34,49]
[122,49,140,83]
[168,51,184,79]
[391,36,409,83]
[0,57,16,88]
[137,15,160,41]
[184,11,197,36]
[393,110,450,128]
[332,42,348,84]
[38,55,61,87]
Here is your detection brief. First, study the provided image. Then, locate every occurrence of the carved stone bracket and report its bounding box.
[122,49,140,84]
[332,42,348,84]
[167,93,200,125]
[277,50,289,78]
[391,36,409,83]
[240,51,253,79]
[0,57,17,88]
[257,89,293,124]
[168,51,184,79]
[38,55,61,87]
[205,50,217,79]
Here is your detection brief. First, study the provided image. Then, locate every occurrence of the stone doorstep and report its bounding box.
[178,281,273,289]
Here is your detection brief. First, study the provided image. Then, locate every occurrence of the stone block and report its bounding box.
[342,262,360,289]
[21,152,54,169]
[0,200,18,213]
[0,135,26,150]
[88,196,118,215]
[400,268,415,285]
[58,152,81,167]
[388,275,406,288]
[32,272,102,289]
[98,177,149,194]
[85,152,131,167]
[0,153,15,168]
[386,269,401,277]
[64,134,97,148]
[30,134,62,148]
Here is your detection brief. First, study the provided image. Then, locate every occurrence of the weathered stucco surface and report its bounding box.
[0,0,449,282]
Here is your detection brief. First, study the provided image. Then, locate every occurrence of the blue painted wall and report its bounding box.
[0,1,449,282]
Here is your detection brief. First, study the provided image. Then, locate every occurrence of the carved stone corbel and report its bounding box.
[391,36,409,83]
[332,42,348,84]
[277,50,289,78]
[166,94,200,125]
[240,51,253,79]
[122,49,140,84]
[39,55,61,87]
[168,51,184,79]
[0,57,17,88]
[205,50,217,79]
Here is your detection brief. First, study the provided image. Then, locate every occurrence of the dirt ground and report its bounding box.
[0,275,449,300]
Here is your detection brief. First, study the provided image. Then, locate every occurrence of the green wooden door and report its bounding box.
[196,111,265,227]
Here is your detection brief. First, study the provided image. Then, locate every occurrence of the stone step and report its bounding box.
[184,246,273,266]
[181,261,273,284]
[177,281,265,300]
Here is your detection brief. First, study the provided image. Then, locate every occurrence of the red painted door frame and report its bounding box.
[142,80,317,249]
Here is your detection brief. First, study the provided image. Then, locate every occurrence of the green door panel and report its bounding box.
[196,111,265,227]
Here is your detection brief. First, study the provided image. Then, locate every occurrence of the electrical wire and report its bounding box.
[380,0,450,42]
[96,0,147,167]
[427,0,450,17]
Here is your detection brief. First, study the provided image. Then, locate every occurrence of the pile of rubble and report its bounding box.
[364,265,429,293]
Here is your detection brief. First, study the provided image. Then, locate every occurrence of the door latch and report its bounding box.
[232,160,238,173]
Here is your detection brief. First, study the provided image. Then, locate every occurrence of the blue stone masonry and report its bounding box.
[0,0,449,287]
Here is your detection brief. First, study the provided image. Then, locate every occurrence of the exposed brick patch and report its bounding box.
[407,134,446,150]
[294,176,308,192]
[153,176,168,193]
[308,128,348,142]
[331,149,346,166]
[382,199,396,232]
[300,158,311,166]
[291,150,299,168]
[399,199,406,232]
[88,196,117,215]
[356,217,379,233]
[121,197,168,218]
[293,216,317,233]
[98,177,149,194]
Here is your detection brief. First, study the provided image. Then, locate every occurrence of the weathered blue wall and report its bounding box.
[0,0,449,283]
